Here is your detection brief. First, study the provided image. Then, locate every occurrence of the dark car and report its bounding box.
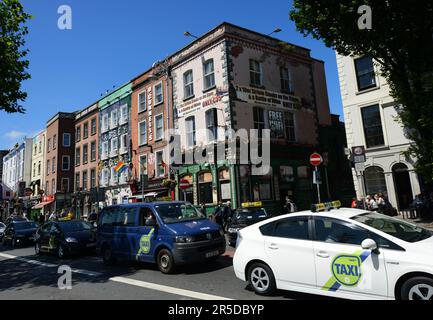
[5,216,29,224]
[35,220,97,259]
[1,221,38,248]
[0,222,6,241]
[227,207,270,246]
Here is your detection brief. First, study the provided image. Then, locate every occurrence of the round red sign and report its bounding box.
[179,179,190,190]
[310,153,323,166]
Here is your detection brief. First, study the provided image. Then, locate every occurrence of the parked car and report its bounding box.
[34,220,97,258]
[1,221,38,248]
[227,203,270,247]
[5,216,29,224]
[97,201,226,273]
[234,201,433,300]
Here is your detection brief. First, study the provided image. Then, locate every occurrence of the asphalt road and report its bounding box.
[0,240,332,301]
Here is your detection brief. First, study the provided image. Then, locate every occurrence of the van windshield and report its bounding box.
[154,203,206,224]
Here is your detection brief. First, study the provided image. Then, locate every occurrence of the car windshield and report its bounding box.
[352,212,432,243]
[58,221,91,232]
[13,222,37,230]
[235,209,268,220]
[155,203,206,224]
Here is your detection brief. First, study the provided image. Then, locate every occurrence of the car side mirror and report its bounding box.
[145,218,157,227]
[361,238,379,254]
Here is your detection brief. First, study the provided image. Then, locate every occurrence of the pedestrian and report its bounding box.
[286,197,297,213]
[214,202,224,230]
[222,201,232,231]
[368,195,379,211]
[351,198,358,208]
[199,202,207,216]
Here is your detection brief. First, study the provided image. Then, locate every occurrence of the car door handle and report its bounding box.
[316,251,329,258]
[268,243,279,250]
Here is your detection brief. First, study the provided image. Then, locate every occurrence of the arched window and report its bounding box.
[198,171,213,204]
[392,163,413,210]
[218,168,231,202]
[364,166,387,196]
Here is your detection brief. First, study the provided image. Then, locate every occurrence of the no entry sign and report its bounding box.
[179,179,190,190]
[310,153,323,166]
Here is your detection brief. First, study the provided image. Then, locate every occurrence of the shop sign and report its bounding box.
[268,110,284,139]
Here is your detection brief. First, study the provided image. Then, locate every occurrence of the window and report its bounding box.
[47,139,51,152]
[61,178,69,193]
[111,138,118,155]
[90,141,96,161]
[82,170,88,191]
[63,133,71,147]
[361,105,385,148]
[101,168,109,186]
[75,147,81,166]
[139,155,147,176]
[62,156,70,171]
[354,56,376,91]
[76,126,81,142]
[91,118,97,135]
[83,122,89,139]
[218,168,231,202]
[198,171,213,204]
[120,104,128,123]
[154,83,163,105]
[47,160,50,175]
[83,144,88,164]
[120,134,128,152]
[111,110,118,127]
[203,59,215,90]
[110,167,118,184]
[53,135,57,149]
[34,145,37,155]
[155,114,164,140]
[38,141,42,153]
[253,107,265,138]
[33,163,36,177]
[46,181,49,195]
[156,151,165,177]
[102,141,108,158]
[75,172,80,191]
[52,179,56,194]
[314,217,371,246]
[38,161,41,175]
[52,157,56,173]
[139,121,147,146]
[205,108,218,141]
[138,91,146,112]
[249,59,262,86]
[364,166,387,196]
[102,114,109,131]
[284,112,296,142]
[280,67,292,93]
[185,116,196,147]
[183,70,194,99]
[90,169,96,189]
[273,217,310,240]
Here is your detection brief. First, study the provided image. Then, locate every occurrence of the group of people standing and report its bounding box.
[351,193,397,216]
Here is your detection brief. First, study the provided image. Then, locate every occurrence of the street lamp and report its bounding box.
[267,28,282,36]
[183,31,198,39]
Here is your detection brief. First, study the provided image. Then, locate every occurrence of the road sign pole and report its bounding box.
[315,166,321,203]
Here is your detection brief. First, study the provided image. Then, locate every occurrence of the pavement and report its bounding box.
[0,240,327,300]
[394,214,433,230]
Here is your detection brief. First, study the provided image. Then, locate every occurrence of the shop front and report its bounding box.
[129,177,174,203]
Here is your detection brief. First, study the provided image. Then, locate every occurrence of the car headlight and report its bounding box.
[174,236,194,243]
[228,227,240,234]
[65,237,78,243]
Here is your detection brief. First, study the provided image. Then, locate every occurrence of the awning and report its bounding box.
[129,191,166,200]
[32,199,55,209]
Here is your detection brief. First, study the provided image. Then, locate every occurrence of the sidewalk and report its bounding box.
[394,214,433,230]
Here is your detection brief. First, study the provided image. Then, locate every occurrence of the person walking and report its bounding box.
[214,202,224,230]
[222,201,233,231]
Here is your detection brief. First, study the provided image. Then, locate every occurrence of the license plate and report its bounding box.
[205,250,219,258]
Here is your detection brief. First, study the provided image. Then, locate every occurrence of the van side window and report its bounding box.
[139,207,155,226]
[101,208,114,226]
[113,207,137,226]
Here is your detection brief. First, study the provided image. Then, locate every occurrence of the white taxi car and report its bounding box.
[233,201,433,300]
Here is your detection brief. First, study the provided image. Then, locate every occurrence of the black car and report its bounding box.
[34,220,97,258]
[5,216,29,224]
[226,207,270,246]
[1,221,38,248]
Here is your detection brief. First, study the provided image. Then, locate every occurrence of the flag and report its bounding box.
[114,161,127,173]
[161,160,167,169]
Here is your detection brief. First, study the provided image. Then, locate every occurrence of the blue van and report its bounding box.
[97,201,226,273]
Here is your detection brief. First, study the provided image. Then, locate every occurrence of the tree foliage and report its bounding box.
[0,0,31,114]
[290,0,433,183]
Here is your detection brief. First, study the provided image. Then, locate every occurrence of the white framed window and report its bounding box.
[102,114,109,132]
[111,110,118,128]
[250,59,262,86]
[183,70,194,99]
[139,154,147,176]
[154,114,164,141]
[110,137,118,156]
[203,59,215,90]
[63,133,71,147]
[110,167,118,185]
[154,82,163,105]
[138,91,146,113]
[101,168,109,186]
[139,121,147,146]
[185,116,196,147]
[101,141,109,159]
[120,104,128,123]
[62,155,70,171]
[205,108,218,142]
[156,150,165,177]
[120,134,128,153]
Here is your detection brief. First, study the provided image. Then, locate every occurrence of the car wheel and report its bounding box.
[401,277,433,300]
[247,263,276,296]
[57,244,67,259]
[157,249,176,274]
[102,245,115,266]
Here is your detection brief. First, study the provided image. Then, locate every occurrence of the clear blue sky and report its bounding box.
[0,0,343,150]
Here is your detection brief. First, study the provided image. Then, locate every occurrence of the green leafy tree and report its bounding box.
[290,1,433,183]
[0,0,31,113]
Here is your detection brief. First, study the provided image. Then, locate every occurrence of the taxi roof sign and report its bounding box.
[311,200,341,213]
[241,201,262,208]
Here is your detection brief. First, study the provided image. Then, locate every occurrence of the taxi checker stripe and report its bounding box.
[322,250,371,292]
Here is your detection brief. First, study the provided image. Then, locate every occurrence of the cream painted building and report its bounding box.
[30,130,46,199]
[336,53,421,210]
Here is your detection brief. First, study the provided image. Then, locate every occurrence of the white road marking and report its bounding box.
[110,276,233,300]
[0,252,232,300]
